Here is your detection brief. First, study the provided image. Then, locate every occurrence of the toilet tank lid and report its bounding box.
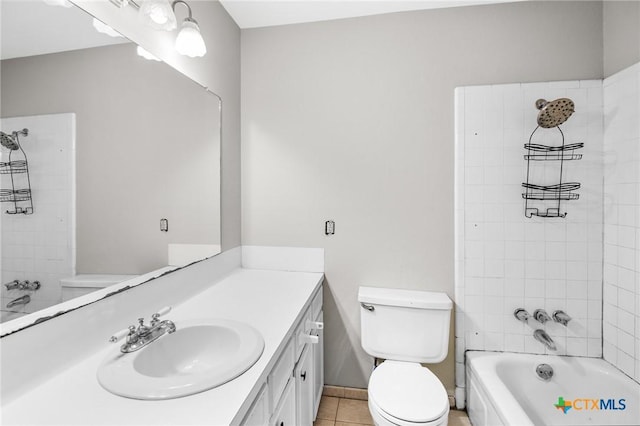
[358,287,452,310]
[60,274,137,288]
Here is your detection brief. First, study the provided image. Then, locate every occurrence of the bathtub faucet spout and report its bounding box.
[534,329,556,351]
[6,294,30,309]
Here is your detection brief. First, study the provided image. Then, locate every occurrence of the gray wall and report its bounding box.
[73,0,242,251]
[1,44,220,274]
[603,0,640,77]
[241,1,604,391]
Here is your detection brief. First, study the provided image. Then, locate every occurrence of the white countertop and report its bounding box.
[1,268,323,426]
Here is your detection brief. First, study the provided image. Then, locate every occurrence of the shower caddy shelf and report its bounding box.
[0,133,34,215]
[522,126,583,218]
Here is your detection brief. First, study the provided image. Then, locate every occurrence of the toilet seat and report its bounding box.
[369,398,447,426]
[368,361,449,425]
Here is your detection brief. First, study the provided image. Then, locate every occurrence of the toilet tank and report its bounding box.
[60,274,137,301]
[358,286,452,363]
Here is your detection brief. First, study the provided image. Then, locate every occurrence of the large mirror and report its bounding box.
[0,0,221,330]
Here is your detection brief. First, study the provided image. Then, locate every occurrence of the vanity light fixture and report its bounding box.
[173,1,206,57]
[109,0,207,58]
[42,0,73,7]
[138,0,177,30]
[109,0,131,8]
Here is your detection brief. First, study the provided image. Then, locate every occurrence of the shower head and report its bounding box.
[535,98,575,128]
[0,131,20,150]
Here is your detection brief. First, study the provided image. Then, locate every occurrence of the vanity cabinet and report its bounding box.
[241,286,323,426]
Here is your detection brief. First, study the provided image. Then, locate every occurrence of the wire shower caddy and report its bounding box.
[522,125,582,218]
[0,129,34,215]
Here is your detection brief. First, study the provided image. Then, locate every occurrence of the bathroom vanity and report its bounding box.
[0,247,324,425]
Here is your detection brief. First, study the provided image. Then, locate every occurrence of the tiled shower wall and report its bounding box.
[602,62,640,383]
[0,113,76,319]
[454,80,604,401]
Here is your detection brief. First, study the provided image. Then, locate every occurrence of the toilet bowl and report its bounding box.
[358,287,453,426]
[368,361,449,426]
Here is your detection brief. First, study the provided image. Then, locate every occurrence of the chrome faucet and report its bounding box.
[514,308,530,322]
[552,310,571,326]
[533,309,552,324]
[6,294,30,309]
[109,306,176,353]
[533,329,557,351]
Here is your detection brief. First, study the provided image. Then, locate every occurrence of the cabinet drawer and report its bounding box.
[268,340,294,412]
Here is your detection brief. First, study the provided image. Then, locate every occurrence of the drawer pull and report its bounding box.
[301,371,307,381]
[306,320,324,330]
[299,334,319,345]
[360,302,375,312]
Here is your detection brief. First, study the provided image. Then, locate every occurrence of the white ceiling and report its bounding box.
[219,0,524,29]
[0,0,523,60]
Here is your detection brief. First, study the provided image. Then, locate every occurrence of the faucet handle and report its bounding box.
[552,310,571,326]
[533,309,551,324]
[4,279,20,290]
[514,308,530,322]
[109,326,136,343]
[151,306,172,325]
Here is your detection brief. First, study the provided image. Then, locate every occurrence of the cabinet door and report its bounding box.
[271,378,296,426]
[241,384,269,426]
[312,311,324,417]
[295,344,314,426]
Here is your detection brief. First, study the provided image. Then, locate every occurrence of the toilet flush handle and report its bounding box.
[360,302,375,312]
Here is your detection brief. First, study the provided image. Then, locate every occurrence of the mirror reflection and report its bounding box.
[0,0,221,325]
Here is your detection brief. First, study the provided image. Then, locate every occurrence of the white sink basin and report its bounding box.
[97,319,265,400]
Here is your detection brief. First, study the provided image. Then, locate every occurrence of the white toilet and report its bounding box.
[60,274,137,302]
[358,286,453,426]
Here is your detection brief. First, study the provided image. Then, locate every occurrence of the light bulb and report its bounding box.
[139,0,177,31]
[92,18,123,38]
[136,46,162,62]
[175,20,206,58]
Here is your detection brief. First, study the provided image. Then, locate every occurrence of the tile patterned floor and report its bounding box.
[314,396,471,426]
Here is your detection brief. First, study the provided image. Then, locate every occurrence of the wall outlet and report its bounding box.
[325,220,335,235]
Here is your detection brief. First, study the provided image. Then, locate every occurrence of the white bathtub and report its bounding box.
[466,351,640,426]
[0,309,26,323]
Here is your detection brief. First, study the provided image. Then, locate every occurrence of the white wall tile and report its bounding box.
[456,68,640,383]
[456,80,605,369]
[602,63,640,381]
[1,114,75,318]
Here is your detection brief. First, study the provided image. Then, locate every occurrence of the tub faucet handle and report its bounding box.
[552,310,571,326]
[4,280,20,290]
[533,309,551,324]
[514,308,530,322]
